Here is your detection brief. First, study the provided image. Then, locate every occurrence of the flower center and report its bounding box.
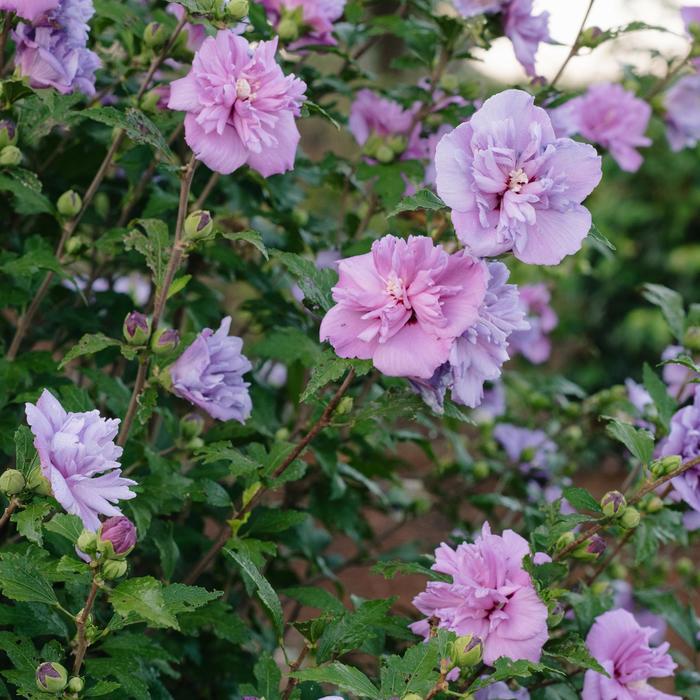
[236,78,252,100]
[385,273,406,302]
[507,168,529,193]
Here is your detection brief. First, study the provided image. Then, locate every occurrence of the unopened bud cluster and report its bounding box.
[77,516,137,579]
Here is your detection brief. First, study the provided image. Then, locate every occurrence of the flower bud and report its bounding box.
[386,135,407,157]
[555,531,576,552]
[548,602,565,627]
[151,328,179,355]
[438,73,459,93]
[67,676,84,693]
[143,21,168,49]
[591,581,610,596]
[620,507,641,529]
[402,694,423,700]
[180,412,205,439]
[224,0,249,21]
[99,516,137,557]
[101,558,128,579]
[277,16,299,41]
[26,465,51,495]
[677,556,694,578]
[36,662,68,693]
[0,119,17,148]
[650,454,682,478]
[56,189,82,218]
[123,311,150,345]
[644,495,664,513]
[375,143,394,163]
[184,209,214,242]
[578,25,604,49]
[94,191,110,220]
[0,468,25,495]
[601,490,626,518]
[336,396,354,415]
[291,207,309,227]
[449,634,483,668]
[0,145,22,166]
[76,529,98,556]
[573,534,606,560]
[609,563,627,579]
[472,461,490,480]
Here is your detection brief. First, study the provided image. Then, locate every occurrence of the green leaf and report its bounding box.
[44,513,83,543]
[468,657,563,691]
[642,283,686,342]
[254,652,281,700]
[635,589,698,649]
[245,509,308,535]
[13,426,36,479]
[1,247,62,278]
[83,106,175,160]
[587,223,616,251]
[380,636,441,698]
[562,487,602,514]
[124,219,170,292]
[292,662,380,699]
[194,441,260,477]
[109,577,179,629]
[161,583,222,616]
[300,350,370,403]
[167,274,191,300]
[59,333,121,369]
[0,553,58,606]
[544,633,608,675]
[11,502,51,545]
[302,100,341,130]
[221,230,269,260]
[253,327,322,367]
[372,560,450,582]
[388,188,445,217]
[0,172,53,215]
[276,251,337,312]
[642,363,676,428]
[282,586,345,614]
[605,418,654,464]
[225,549,284,637]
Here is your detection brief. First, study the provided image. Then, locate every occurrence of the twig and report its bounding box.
[5,15,188,360]
[281,645,309,700]
[193,172,221,211]
[550,0,596,88]
[116,154,198,447]
[72,576,100,675]
[0,498,19,529]
[586,529,633,586]
[183,368,357,585]
[0,12,14,75]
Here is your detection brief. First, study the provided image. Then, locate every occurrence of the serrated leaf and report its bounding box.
[0,173,53,215]
[388,188,445,217]
[124,219,170,292]
[14,426,36,479]
[301,351,370,403]
[11,502,51,545]
[380,635,441,697]
[109,577,179,629]
[544,633,608,675]
[642,363,676,428]
[292,662,380,699]
[167,274,191,300]
[194,441,260,477]
[254,652,281,700]
[302,100,341,129]
[282,586,345,614]
[161,583,222,615]
[225,549,283,637]
[1,247,62,277]
[0,553,58,606]
[562,487,602,513]
[59,333,121,368]
[221,230,269,260]
[468,657,563,691]
[642,283,686,342]
[253,327,321,366]
[43,513,83,544]
[276,251,337,312]
[83,106,175,160]
[605,418,654,464]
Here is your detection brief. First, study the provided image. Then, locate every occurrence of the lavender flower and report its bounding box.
[657,391,700,529]
[493,423,556,482]
[25,390,136,531]
[503,0,550,78]
[452,0,504,17]
[611,580,667,646]
[13,0,100,96]
[169,316,252,423]
[100,515,137,554]
[412,262,528,411]
[0,0,59,22]
[662,345,695,402]
[664,74,700,152]
[509,284,557,364]
[475,683,530,700]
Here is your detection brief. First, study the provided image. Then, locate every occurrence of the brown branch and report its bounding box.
[0,499,19,530]
[117,153,198,447]
[5,15,188,360]
[550,0,596,88]
[72,576,100,675]
[281,645,310,700]
[193,172,221,211]
[183,368,357,585]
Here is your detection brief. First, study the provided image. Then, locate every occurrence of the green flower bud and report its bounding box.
[180,412,205,439]
[76,529,98,556]
[362,134,382,159]
[601,490,626,518]
[291,207,309,227]
[274,427,290,441]
[438,73,459,92]
[184,209,214,242]
[336,396,354,415]
[123,311,150,345]
[0,119,18,148]
[644,495,664,513]
[67,676,85,693]
[472,461,490,480]
[449,634,483,668]
[94,191,110,220]
[151,328,179,355]
[578,25,605,49]
[143,21,168,49]
[548,602,565,627]
[0,469,25,495]
[591,581,610,596]
[277,16,299,42]
[101,558,128,580]
[0,145,22,166]
[386,135,407,156]
[683,326,700,352]
[620,507,641,529]
[36,662,68,693]
[57,189,83,218]
[402,694,423,700]
[650,454,682,478]
[375,144,394,163]
[140,89,161,113]
[26,465,51,495]
[555,531,576,552]
[609,563,627,579]
[676,557,694,578]
[224,0,249,21]
[572,534,606,561]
